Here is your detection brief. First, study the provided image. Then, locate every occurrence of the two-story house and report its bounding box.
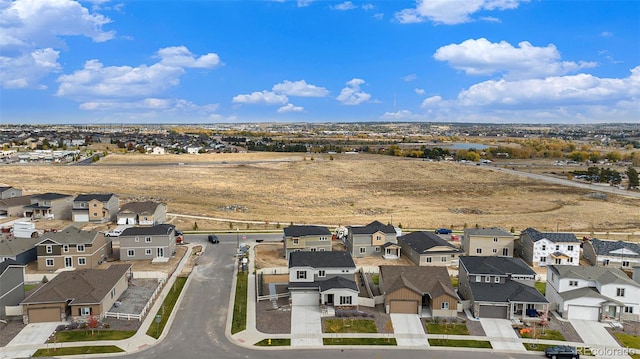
[519,228,580,267]
[583,238,640,269]
[72,193,119,223]
[458,256,548,319]
[288,251,358,308]
[0,195,34,217]
[546,265,640,321]
[283,225,332,259]
[0,186,22,199]
[462,227,514,257]
[117,201,167,226]
[345,220,399,259]
[397,231,462,267]
[0,259,25,320]
[35,227,112,271]
[118,224,176,261]
[23,193,73,220]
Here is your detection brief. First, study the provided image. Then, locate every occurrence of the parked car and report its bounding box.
[544,345,579,359]
[208,234,219,244]
[435,228,452,234]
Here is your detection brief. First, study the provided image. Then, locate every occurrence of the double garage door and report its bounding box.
[478,305,508,319]
[28,307,62,323]
[567,305,599,320]
[389,300,419,314]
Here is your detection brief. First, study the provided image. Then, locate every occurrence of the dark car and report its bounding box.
[544,345,579,359]
[435,228,452,234]
[208,234,219,244]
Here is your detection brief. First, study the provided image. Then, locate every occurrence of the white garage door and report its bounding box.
[73,213,89,222]
[568,305,599,320]
[291,291,319,306]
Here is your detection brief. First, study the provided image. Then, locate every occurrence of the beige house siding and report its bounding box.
[371,231,386,246]
[431,293,458,317]
[23,303,67,323]
[36,236,111,271]
[385,287,420,305]
[463,234,514,257]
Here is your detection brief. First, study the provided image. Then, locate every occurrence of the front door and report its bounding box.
[64,256,72,268]
[327,294,334,305]
[157,247,164,258]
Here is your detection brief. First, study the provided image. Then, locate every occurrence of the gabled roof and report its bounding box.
[289,251,356,269]
[0,195,35,207]
[469,280,548,303]
[22,264,131,305]
[379,265,458,299]
[120,224,175,236]
[32,192,72,201]
[119,201,164,215]
[0,258,24,275]
[459,256,535,276]
[283,225,331,237]
[0,237,40,257]
[0,186,16,192]
[36,226,101,245]
[548,265,640,288]
[559,286,624,305]
[348,220,396,235]
[397,231,462,254]
[464,227,513,237]
[521,227,579,243]
[74,193,117,202]
[588,238,640,259]
[319,276,359,292]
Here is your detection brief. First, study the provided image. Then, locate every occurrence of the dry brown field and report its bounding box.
[2,152,638,236]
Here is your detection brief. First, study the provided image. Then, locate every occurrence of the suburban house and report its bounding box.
[283,225,332,259]
[461,227,514,257]
[546,265,640,321]
[379,265,459,316]
[288,251,358,308]
[0,237,40,264]
[458,256,548,319]
[117,201,167,226]
[0,259,25,319]
[72,193,119,223]
[0,195,34,217]
[23,193,73,220]
[397,231,462,267]
[21,264,132,323]
[518,227,580,267]
[0,186,22,199]
[583,238,640,268]
[35,227,112,271]
[118,224,176,261]
[345,220,399,259]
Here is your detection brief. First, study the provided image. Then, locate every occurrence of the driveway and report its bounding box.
[390,314,429,347]
[291,305,322,347]
[0,322,64,359]
[479,318,525,351]
[571,320,620,349]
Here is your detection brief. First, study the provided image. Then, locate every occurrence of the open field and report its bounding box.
[1,152,638,235]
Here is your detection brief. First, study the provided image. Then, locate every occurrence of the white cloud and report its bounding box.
[297,0,313,7]
[157,46,222,69]
[277,103,304,113]
[414,88,425,95]
[434,38,597,79]
[395,0,524,25]
[404,73,417,82]
[362,4,374,11]
[336,78,371,105]
[232,91,288,105]
[332,1,356,10]
[79,98,219,112]
[0,48,61,89]
[601,31,613,37]
[272,80,328,97]
[421,95,443,106]
[373,13,384,20]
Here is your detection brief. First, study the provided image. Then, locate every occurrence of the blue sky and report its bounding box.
[0,0,638,124]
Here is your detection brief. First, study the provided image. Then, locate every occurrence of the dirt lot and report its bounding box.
[1,152,638,235]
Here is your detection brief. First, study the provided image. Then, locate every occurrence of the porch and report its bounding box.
[382,242,401,260]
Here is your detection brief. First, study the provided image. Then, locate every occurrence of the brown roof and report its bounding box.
[0,195,35,207]
[22,264,131,305]
[380,265,458,299]
[119,201,164,215]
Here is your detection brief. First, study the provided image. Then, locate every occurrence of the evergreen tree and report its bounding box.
[627,167,639,189]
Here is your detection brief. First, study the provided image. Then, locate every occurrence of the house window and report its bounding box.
[502,248,509,256]
[93,212,98,217]
[551,273,555,281]
[617,288,626,297]
[540,257,547,263]
[625,306,634,314]
[494,276,500,283]
[603,259,610,265]
[339,296,352,305]
[127,249,135,257]
[296,271,307,280]
[485,276,490,282]
[568,257,573,263]
[568,245,574,251]
[93,203,97,207]
[80,202,86,208]
[45,258,54,267]
[145,249,152,256]
[623,261,630,267]
[318,270,326,277]
[46,245,52,254]
[569,280,578,286]
[476,248,482,254]
[556,245,560,250]
[143,216,148,221]
[135,236,140,242]
[441,256,447,262]
[145,236,152,243]
[492,248,498,253]
[319,248,325,252]
[78,257,86,266]
[319,236,328,241]
[310,248,317,252]
[77,244,85,252]
[80,307,91,316]
[375,247,381,252]
[63,245,69,253]
[441,302,449,309]
[359,247,366,254]
[541,245,546,250]
[555,258,562,264]
[493,237,498,242]
[376,235,382,241]
[476,275,481,282]
[426,257,432,263]
[293,238,299,245]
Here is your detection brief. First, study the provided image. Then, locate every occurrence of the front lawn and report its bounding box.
[33,346,124,356]
[255,338,290,346]
[231,271,248,334]
[323,338,396,345]
[24,284,38,292]
[451,277,458,287]
[426,322,469,335]
[50,330,136,342]
[614,333,640,349]
[534,281,546,295]
[518,328,565,341]
[429,339,492,348]
[371,274,379,285]
[324,319,378,333]
[146,276,187,339]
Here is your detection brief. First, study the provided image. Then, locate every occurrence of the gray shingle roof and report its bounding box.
[589,238,640,258]
[397,231,462,254]
[121,224,174,236]
[559,286,623,305]
[348,220,396,235]
[283,225,331,237]
[0,258,23,275]
[0,237,40,257]
[288,251,355,269]
[464,227,513,237]
[459,256,535,276]
[521,227,579,243]
[33,193,72,200]
[548,265,640,287]
[37,226,100,245]
[319,276,358,292]
[74,193,117,202]
[469,280,548,303]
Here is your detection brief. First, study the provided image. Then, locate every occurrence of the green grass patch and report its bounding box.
[254,338,290,346]
[231,271,248,334]
[523,343,556,351]
[146,276,187,339]
[535,281,546,295]
[33,345,124,356]
[426,322,469,335]
[451,277,458,287]
[323,338,396,345]
[24,284,38,292]
[614,333,640,349]
[429,339,492,348]
[324,319,378,333]
[519,329,565,341]
[50,330,136,342]
[371,274,379,285]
